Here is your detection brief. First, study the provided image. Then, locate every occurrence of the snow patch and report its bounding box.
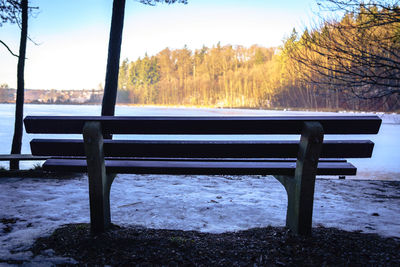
[0,175,399,264]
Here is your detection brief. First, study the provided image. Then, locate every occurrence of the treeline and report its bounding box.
[118,44,278,108]
[117,6,400,112]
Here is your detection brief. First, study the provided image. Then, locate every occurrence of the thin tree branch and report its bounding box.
[0,39,18,57]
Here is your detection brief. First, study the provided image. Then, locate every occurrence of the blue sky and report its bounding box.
[0,0,322,90]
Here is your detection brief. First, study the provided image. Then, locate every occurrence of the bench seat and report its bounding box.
[43,158,357,176]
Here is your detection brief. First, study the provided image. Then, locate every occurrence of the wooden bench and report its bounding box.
[24,115,381,235]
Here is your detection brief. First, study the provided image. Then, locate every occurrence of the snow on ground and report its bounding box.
[0,174,399,265]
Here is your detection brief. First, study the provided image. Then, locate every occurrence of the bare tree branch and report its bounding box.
[287,1,400,99]
[0,39,18,57]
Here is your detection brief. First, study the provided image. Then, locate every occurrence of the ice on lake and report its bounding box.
[1,104,399,180]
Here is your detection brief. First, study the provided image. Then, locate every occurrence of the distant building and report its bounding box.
[0,88,16,103]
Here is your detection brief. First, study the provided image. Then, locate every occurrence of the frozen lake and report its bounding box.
[0,104,399,180]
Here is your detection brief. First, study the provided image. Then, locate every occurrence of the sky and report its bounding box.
[0,0,322,90]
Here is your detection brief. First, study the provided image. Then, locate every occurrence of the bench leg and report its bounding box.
[83,121,114,234]
[276,122,323,235]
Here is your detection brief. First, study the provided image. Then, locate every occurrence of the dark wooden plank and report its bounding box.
[0,154,49,161]
[44,156,348,162]
[31,139,374,158]
[103,157,348,162]
[43,159,357,176]
[24,115,382,134]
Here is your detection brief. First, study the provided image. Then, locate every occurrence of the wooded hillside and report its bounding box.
[117,5,400,112]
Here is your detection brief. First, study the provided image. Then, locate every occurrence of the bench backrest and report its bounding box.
[24,115,381,160]
[25,116,381,134]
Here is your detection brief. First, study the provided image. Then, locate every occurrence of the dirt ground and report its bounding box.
[31,223,400,266]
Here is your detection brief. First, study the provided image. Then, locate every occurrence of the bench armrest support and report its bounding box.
[83,121,114,234]
[276,121,324,235]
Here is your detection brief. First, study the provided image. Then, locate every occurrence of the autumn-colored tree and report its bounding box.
[116,37,400,112]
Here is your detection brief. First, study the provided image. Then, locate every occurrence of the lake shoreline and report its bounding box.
[1,102,399,114]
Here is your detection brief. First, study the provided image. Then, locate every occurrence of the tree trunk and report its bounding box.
[10,0,28,170]
[101,0,126,117]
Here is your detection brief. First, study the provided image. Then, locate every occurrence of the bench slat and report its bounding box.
[102,157,348,162]
[30,139,374,158]
[43,159,357,176]
[24,115,382,134]
[46,156,348,162]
